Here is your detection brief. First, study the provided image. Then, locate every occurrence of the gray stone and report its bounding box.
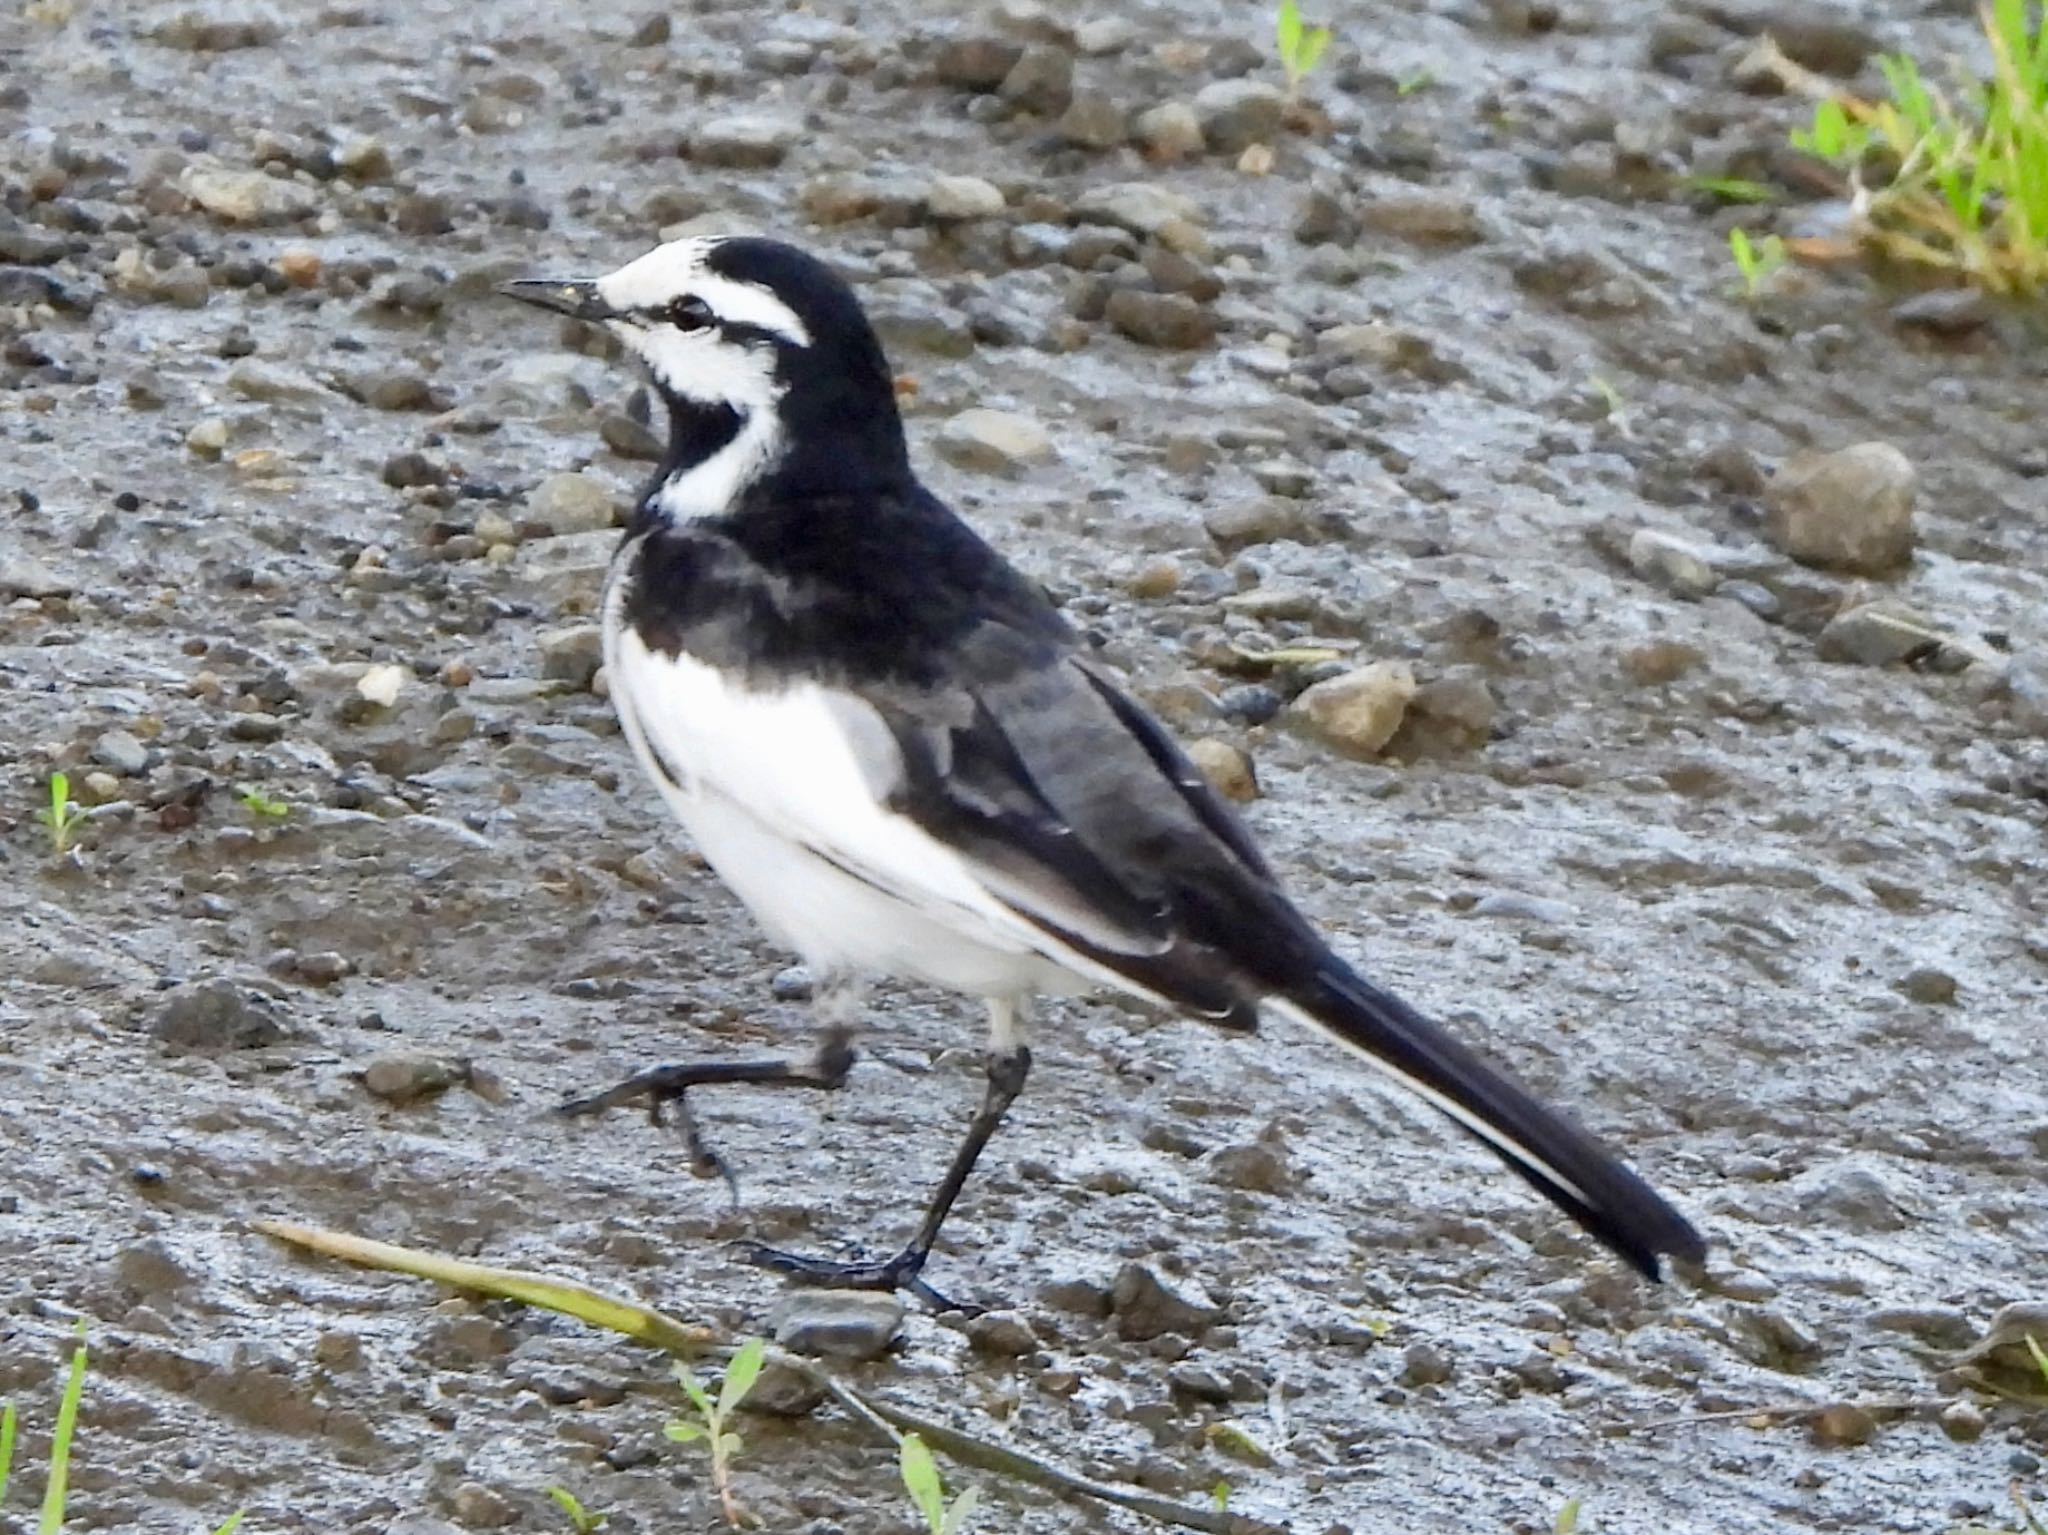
[1104,289,1215,349]
[1627,528,1721,599]
[93,729,150,776]
[0,553,72,598]
[1764,441,1917,576]
[524,472,617,536]
[999,44,1073,114]
[1210,1142,1291,1193]
[1896,966,1959,1005]
[226,360,325,406]
[182,165,319,224]
[152,979,287,1051]
[1071,182,1201,237]
[934,35,1025,91]
[1204,496,1308,549]
[936,408,1054,473]
[691,114,800,168]
[1290,663,1417,759]
[769,1290,905,1361]
[924,174,1005,221]
[1186,738,1257,803]
[1815,602,1942,667]
[1058,92,1126,149]
[1792,1159,1909,1233]
[2006,651,2048,737]
[1111,1262,1221,1341]
[538,624,605,688]
[362,1054,468,1106]
[1399,1341,1454,1386]
[965,1310,1039,1357]
[1192,79,1285,153]
[1134,101,1204,160]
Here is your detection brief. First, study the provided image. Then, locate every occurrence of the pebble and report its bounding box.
[1809,1404,1878,1449]
[1059,92,1126,149]
[1895,966,1958,1005]
[1356,191,1483,243]
[999,44,1074,114]
[1792,1159,1908,1233]
[1186,738,1257,802]
[1111,1263,1222,1341]
[2004,650,2048,737]
[1890,288,1990,335]
[362,1054,468,1106]
[690,114,800,168]
[1815,602,1942,667]
[0,552,73,598]
[538,624,605,688]
[449,1481,516,1529]
[965,1310,1039,1357]
[524,472,616,536]
[151,979,287,1051]
[1209,1141,1290,1193]
[186,418,231,457]
[1134,101,1204,159]
[182,165,319,224]
[1399,1341,1454,1386]
[79,771,123,804]
[92,729,150,776]
[1126,557,1181,599]
[227,360,325,406]
[1405,673,1496,752]
[769,1290,905,1361]
[1764,442,1917,576]
[1104,289,1215,349]
[1620,639,1706,686]
[1290,662,1417,759]
[1940,1399,1986,1443]
[1070,183,1200,238]
[924,174,1005,221]
[1192,79,1284,152]
[934,35,1025,91]
[1626,527,1721,599]
[1204,499,1307,550]
[936,408,1054,473]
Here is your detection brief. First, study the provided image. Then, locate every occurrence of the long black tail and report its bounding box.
[1269,954,1705,1279]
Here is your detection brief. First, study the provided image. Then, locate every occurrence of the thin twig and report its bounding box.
[256,1220,1281,1535]
[1629,1395,1948,1433]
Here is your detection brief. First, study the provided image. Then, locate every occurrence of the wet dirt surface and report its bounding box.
[3,0,2047,1531]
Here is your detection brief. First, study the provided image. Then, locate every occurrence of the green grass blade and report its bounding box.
[716,1338,765,1419]
[39,1331,88,1535]
[210,1514,247,1535]
[1,1401,16,1504]
[1276,0,1302,66]
[900,1433,946,1531]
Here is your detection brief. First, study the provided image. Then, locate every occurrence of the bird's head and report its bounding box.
[503,236,907,521]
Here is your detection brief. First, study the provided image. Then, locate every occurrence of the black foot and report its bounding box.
[734,1239,974,1314]
[556,1068,738,1202]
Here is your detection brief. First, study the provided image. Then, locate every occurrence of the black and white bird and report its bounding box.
[504,236,1705,1305]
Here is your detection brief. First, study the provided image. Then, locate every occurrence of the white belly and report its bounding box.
[603,587,1083,1000]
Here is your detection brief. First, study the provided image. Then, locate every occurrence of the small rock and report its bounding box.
[1210,1142,1291,1193]
[691,114,799,169]
[1039,1276,1112,1316]
[629,12,671,45]
[356,663,408,707]
[1111,1262,1222,1341]
[1135,101,1204,160]
[152,979,286,1051]
[925,174,1005,221]
[79,771,123,805]
[0,552,73,598]
[1356,191,1483,243]
[362,1054,468,1106]
[1104,289,1214,349]
[966,1310,1039,1357]
[1192,79,1285,153]
[1952,1303,2048,1389]
[1627,528,1720,599]
[449,1482,517,1530]
[1126,557,1181,599]
[999,44,1073,115]
[392,191,455,236]
[1059,92,1126,149]
[2004,650,2048,737]
[1815,602,1942,667]
[1896,966,1958,1005]
[1399,1342,1453,1386]
[1890,288,1990,335]
[226,360,324,406]
[1764,442,1917,576]
[934,35,1025,91]
[182,165,318,224]
[1620,640,1706,686]
[1291,662,1416,759]
[1940,1399,1986,1443]
[93,728,149,773]
[186,418,231,457]
[1809,1404,1878,1449]
[538,624,605,688]
[769,964,813,1001]
[1793,1159,1908,1233]
[1403,674,1497,753]
[525,472,616,536]
[936,408,1054,473]
[769,1290,905,1361]
[1470,891,1572,923]
[1186,739,1257,803]
[1070,182,1201,237]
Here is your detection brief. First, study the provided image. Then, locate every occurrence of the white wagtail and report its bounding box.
[504,237,1705,1305]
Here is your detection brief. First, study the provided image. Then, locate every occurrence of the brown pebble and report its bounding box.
[1809,1403,1878,1448]
[277,247,321,287]
[1187,737,1258,802]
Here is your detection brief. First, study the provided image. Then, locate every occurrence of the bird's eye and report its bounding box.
[666,295,715,331]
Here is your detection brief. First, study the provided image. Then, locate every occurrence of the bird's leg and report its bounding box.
[741,998,1033,1312]
[557,977,863,1196]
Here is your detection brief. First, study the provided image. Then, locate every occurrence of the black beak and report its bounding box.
[499,278,616,322]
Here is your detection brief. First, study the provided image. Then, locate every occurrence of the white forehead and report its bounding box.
[595,238,811,347]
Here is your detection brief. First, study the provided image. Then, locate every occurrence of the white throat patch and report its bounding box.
[652,408,787,522]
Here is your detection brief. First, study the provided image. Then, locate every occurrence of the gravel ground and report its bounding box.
[3,1,2046,1532]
